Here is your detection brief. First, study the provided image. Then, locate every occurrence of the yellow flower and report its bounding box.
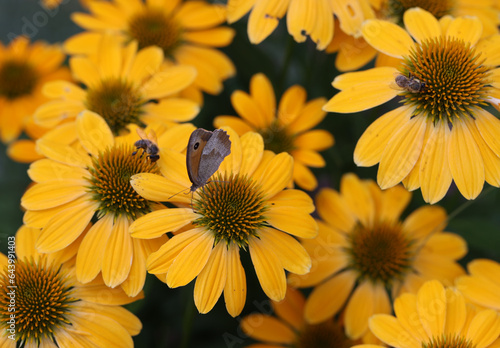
[34,34,198,135]
[357,280,500,348]
[214,73,334,191]
[66,0,235,98]
[324,8,500,203]
[0,37,71,144]
[130,127,318,316]
[456,259,500,311]
[20,111,194,296]
[227,0,372,50]
[288,173,467,340]
[0,225,142,348]
[326,1,500,72]
[240,287,358,347]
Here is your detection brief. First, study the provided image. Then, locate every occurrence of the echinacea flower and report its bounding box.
[0,225,142,347]
[324,8,500,203]
[20,111,195,296]
[240,287,357,347]
[0,36,71,144]
[130,127,318,316]
[35,33,198,134]
[288,173,467,340]
[227,0,372,50]
[355,280,500,348]
[66,0,235,98]
[214,73,334,191]
[456,259,500,311]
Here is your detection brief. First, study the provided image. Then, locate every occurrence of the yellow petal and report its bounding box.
[28,159,87,183]
[101,216,132,288]
[141,65,197,99]
[249,236,287,301]
[444,288,466,335]
[369,314,420,348]
[448,119,484,200]
[332,66,398,90]
[466,310,500,348]
[269,188,314,212]
[239,132,264,177]
[218,126,242,176]
[419,121,453,204]
[304,270,357,324]
[294,130,334,151]
[254,152,293,198]
[362,19,414,58]
[227,0,254,23]
[21,180,89,210]
[130,208,197,239]
[354,106,411,166]
[266,206,317,239]
[425,232,467,260]
[403,8,441,44]
[475,35,500,66]
[69,56,100,88]
[213,116,254,135]
[247,0,289,44]
[147,228,205,274]
[36,199,97,253]
[475,108,500,158]
[446,16,483,46]
[402,205,447,240]
[33,100,85,128]
[394,293,428,342]
[287,98,327,134]
[143,98,199,123]
[292,161,318,191]
[457,274,500,311]
[96,34,122,80]
[291,149,325,167]
[273,287,305,330]
[166,229,214,287]
[131,173,190,204]
[287,0,333,50]
[341,173,374,227]
[183,27,235,47]
[224,243,246,317]
[315,187,356,232]
[42,80,86,100]
[76,111,114,156]
[417,280,446,337]
[378,114,427,189]
[194,242,227,314]
[378,184,411,223]
[259,228,311,275]
[278,85,306,125]
[240,314,295,344]
[250,73,276,124]
[128,46,163,83]
[76,214,113,283]
[231,90,269,128]
[7,139,43,163]
[175,2,226,29]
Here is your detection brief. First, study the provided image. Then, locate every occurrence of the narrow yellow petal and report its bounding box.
[394,293,428,342]
[166,230,214,287]
[69,56,100,88]
[419,121,453,204]
[194,242,228,314]
[76,111,114,156]
[402,205,447,240]
[131,173,190,204]
[250,73,276,124]
[247,0,289,44]
[273,287,305,330]
[425,232,467,259]
[378,114,427,189]
[224,243,246,317]
[378,185,411,223]
[239,132,264,177]
[294,130,334,151]
[475,108,500,158]
[444,288,466,335]
[21,180,88,210]
[369,314,420,348]
[7,139,43,163]
[42,80,86,100]
[332,66,398,90]
[315,188,356,232]
[287,98,327,134]
[102,216,132,288]
[227,0,255,23]
[457,275,500,311]
[304,271,357,324]
[448,120,484,200]
[28,159,88,183]
[231,90,269,128]
[345,281,374,339]
[128,46,163,83]
[266,207,318,239]
[292,161,318,191]
[141,65,197,99]
[362,19,414,58]
[341,173,374,227]
[278,85,306,125]
[143,98,199,122]
[291,149,325,167]
[130,208,197,239]
[254,152,293,198]
[175,2,226,29]
[241,314,295,344]
[417,280,446,337]
[33,100,85,128]
[76,214,113,283]
[466,310,500,348]
[182,27,236,47]
[445,16,483,46]
[213,116,254,135]
[354,106,411,166]
[269,189,314,212]
[403,8,441,44]
[249,236,287,301]
[259,228,311,275]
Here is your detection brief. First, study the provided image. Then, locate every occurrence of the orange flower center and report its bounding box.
[258,120,296,154]
[0,259,76,345]
[0,60,38,100]
[193,174,268,247]
[85,79,145,135]
[399,37,490,123]
[383,0,452,24]
[347,221,414,286]
[128,8,182,57]
[297,320,355,348]
[87,144,159,219]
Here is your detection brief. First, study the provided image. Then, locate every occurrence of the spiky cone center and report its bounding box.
[128,8,182,57]
[423,334,475,348]
[87,144,160,219]
[85,79,145,135]
[0,60,39,100]
[383,0,452,24]
[297,320,355,348]
[258,120,296,154]
[346,221,415,286]
[193,173,269,248]
[0,259,76,345]
[399,37,490,126]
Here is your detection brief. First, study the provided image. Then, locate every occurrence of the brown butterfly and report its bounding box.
[186,128,231,192]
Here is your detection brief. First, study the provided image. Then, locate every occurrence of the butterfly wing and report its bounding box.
[187,128,213,189]
[196,129,231,187]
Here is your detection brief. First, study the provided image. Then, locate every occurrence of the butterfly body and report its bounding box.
[187,128,231,192]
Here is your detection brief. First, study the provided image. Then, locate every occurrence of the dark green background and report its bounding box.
[0,1,499,347]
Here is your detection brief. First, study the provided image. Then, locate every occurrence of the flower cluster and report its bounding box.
[1,0,500,346]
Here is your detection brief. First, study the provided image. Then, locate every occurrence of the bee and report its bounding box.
[132,127,159,163]
[393,73,425,93]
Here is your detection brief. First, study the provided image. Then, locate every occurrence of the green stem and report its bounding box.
[180,287,196,348]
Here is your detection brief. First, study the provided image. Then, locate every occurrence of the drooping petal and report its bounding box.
[266,207,318,239]
[240,314,295,344]
[362,19,414,58]
[224,243,246,317]
[444,288,466,335]
[402,205,447,241]
[417,280,446,337]
[369,314,420,348]
[130,208,197,239]
[466,310,500,348]
[250,73,276,125]
[253,152,293,199]
[102,216,133,288]
[76,111,114,156]
[315,188,356,232]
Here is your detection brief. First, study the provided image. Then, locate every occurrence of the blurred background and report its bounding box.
[1,1,499,347]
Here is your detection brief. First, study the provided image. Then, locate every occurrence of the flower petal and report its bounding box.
[141,65,197,99]
[247,0,288,44]
[250,73,276,124]
[369,314,420,348]
[239,132,264,177]
[102,216,133,288]
[402,205,447,240]
[130,208,197,239]
[254,152,293,198]
[341,173,374,227]
[224,243,246,317]
[241,314,295,344]
[76,111,114,156]
[266,207,318,239]
[417,280,446,337]
[21,180,89,210]
[362,19,414,58]
[278,85,306,125]
[249,236,287,301]
[231,90,269,128]
[466,310,500,348]
[378,114,427,189]
[445,16,482,46]
[194,242,228,314]
[316,188,356,232]
[131,173,190,204]
[448,119,484,200]
[403,8,441,44]
[444,288,466,335]
[475,108,500,158]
